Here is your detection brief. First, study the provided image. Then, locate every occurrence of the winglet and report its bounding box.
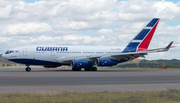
[163,41,174,51]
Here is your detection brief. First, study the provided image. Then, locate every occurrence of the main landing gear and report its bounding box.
[72,68,81,71]
[85,67,97,71]
[26,66,31,72]
[72,67,97,71]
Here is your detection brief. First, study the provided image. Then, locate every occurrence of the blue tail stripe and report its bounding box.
[134,29,150,40]
[122,42,140,53]
[146,18,159,27]
[127,42,140,47]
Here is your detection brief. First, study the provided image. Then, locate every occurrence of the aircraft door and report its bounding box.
[51,50,55,56]
[22,49,28,56]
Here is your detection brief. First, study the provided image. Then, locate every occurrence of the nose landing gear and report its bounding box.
[26,65,31,72]
[26,67,31,72]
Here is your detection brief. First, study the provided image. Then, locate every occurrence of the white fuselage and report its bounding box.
[2,45,126,66]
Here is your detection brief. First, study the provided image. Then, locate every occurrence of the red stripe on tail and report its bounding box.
[137,20,159,51]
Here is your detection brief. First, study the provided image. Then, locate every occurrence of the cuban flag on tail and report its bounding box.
[123,18,160,53]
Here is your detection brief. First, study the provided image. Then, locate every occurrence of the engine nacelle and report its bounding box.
[72,60,93,69]
[96,58,118,66]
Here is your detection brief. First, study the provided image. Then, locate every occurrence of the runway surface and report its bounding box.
[0,68,180,93]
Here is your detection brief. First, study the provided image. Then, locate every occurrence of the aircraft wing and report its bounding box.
[57,55,106,63]
[111,41,174,58]
[57,41,173,63]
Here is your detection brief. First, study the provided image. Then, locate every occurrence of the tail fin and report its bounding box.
[122,18,160,53]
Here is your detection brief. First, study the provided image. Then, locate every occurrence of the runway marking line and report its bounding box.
[17,74,26,77]
[41,86,78,92]
[0,74,26,78]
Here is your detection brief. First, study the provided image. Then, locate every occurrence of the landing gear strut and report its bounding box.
[26,66,31,72]
[72,67,97,71]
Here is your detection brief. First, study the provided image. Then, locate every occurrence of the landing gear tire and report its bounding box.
[92,67,97,71]
[72,68,81,71]
[85,67,97,71]
[77,68,81,71]
[26,67,31,72]
[84,68,89,71]
[72,68,76,71]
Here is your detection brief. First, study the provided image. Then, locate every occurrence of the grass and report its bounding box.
[0,89,180,103]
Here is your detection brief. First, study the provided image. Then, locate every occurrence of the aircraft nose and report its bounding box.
[1,54,9,59]
[1,54,6,59]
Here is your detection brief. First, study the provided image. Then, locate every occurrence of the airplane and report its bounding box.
[1,18,174,72]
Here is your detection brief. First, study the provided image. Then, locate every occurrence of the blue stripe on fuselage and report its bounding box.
[9,59,62,66]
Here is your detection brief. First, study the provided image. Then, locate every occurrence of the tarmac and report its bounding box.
[0,67,180,93]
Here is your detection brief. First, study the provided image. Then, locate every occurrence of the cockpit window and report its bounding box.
[5,50,14,54]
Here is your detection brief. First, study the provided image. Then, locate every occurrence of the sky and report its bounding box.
[0,0,180,60]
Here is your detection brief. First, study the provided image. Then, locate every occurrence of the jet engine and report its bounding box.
[96,58,118,66]
[72,60,93,69]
